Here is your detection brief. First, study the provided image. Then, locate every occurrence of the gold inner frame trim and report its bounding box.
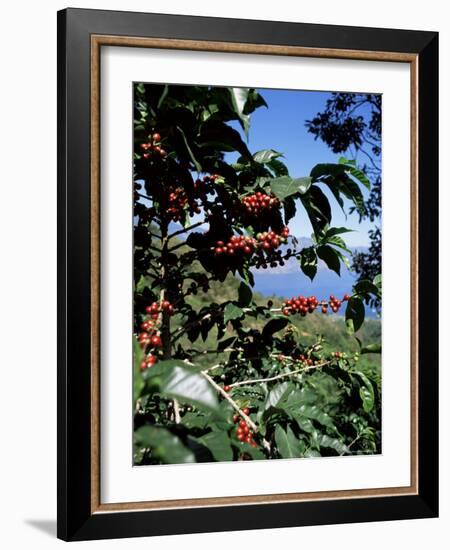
[90,35,419,514]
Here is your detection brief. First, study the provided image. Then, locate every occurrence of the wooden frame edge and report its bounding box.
[90,34,419,515]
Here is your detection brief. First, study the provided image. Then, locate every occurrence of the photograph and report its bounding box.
[132,83,382,465]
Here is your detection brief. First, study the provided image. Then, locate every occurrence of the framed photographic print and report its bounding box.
[57,8,439,541]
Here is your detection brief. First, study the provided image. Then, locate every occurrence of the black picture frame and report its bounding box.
[57,7,438,541]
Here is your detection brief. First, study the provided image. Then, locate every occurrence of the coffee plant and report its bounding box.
[133,83,382,464]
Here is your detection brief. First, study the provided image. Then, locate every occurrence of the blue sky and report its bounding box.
[228,88,378,248]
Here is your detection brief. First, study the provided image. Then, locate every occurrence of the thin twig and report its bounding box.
[168,241,188,253]
[228,360,332,388]
[168,220,207,240]
[200,370,271,452]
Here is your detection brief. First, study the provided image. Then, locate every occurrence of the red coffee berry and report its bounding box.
[140,360,148,371]
[152,132,161,142]
[150,334,162,347]
[224,385,231,392]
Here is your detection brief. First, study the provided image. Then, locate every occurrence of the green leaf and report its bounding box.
[294,176,313,194]
[267,158,289,177]
[224,303,244,323]
[304,449,321,458]
[325,235,351,254]
[243,89,268,114]
[198,121,252,160]
[310,162,366,216]
[229,88,251,136]
[143,361,220,412]
[198,431,233,461]
[310,163,342,181]
[262,316,289,339]
[339,176,366,216]
[360,343,381,354]
[354,372,375,412]
[317,434,350,455]
[269,176,296,200]
[291,414,316,434]
[338,156,371,189]
[283,196,297,224]
[176,125,201,172]
[373,274,382,288]
[157,85,169,109]
[264,382,290,410]
[354,280,381,298]
[294,404,337,431]
[317,245,341,276]
[253,149,282,164]
[134,426,195,464]
[238,281,252,307]
[325,226,354,238]
[345,296,365,333]
[299,246,318,280]
[181,412,210,429]
[300,186,332,235]
[338,156,356,166]
[270,176,312,200]
[275,425,303,458]
[346,165,371,190]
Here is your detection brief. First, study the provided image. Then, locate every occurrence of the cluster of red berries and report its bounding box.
[139,132,167,159]
[138,329,162,350]
[167,187,201,222]
[282,293,351,316]
[214,235,255,257]
[138,301,176,370]
[282,295,320,316]
[256,227,289,250]
[241,192,279,216]
[140,354,158,371]
[232,409,258,447]
[213,227,289,259]
[145,300,175,319]
[325,294,350,313]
